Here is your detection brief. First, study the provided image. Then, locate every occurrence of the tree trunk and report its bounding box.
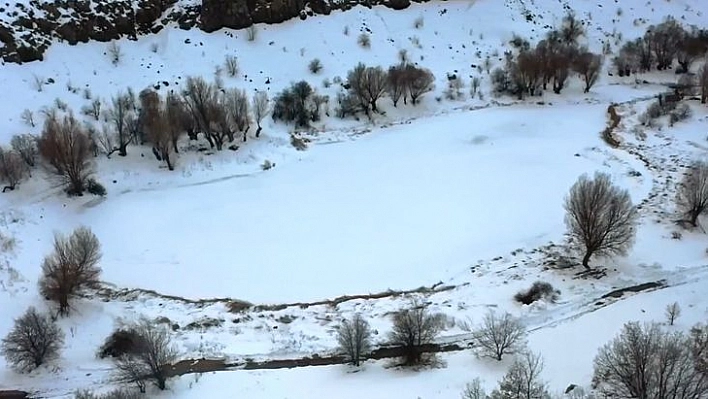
[256,125,262,138]
[581,251,592,269]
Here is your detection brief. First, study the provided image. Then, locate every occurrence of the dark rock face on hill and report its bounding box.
[0,0,430,64]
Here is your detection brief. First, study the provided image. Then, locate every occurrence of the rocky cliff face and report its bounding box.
[0,0,429,64]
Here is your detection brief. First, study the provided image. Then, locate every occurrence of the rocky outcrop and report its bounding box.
[200,0,426,33]
[0,0,432,64]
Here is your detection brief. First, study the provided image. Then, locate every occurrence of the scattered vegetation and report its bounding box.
[38,114,95,195]
[308,58,323,74]
[357,33,371,48]
[107,41,122,66]
[224,55,239,77]
[665,302,681,326]
[1,306,64,372]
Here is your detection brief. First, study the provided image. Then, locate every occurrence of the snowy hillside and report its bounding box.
[0,0,708,398]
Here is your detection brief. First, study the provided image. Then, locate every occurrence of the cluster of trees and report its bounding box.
[492,13,603,99]
[272,61,435,127]
[614,17,708,75]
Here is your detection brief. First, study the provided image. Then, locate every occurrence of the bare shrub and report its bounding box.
[691,323,708,376]
[669,103,692,126]
[20,109,35,127]
[99,328,142,359]
[677,160,708,227]
[472,311,526,361]
[346,63,388,114]
[564,172,638,268]
[308,58,323,74]
[252,91,269,137]
[388,302,444,366]
[107,41,122,66]
[224,55,239,77]
[39,226,102,316]
[140,90,175,170]
[81,99,102,121]
[337,313,372,367]
[86,177,106,196]
[357,33,371,48]
[514,281,559,305]
[1,307,64,372]
[246,25,257,41]
[444,75,465,100]
[0,147,27,192]
[12,134,38,168]
[593,321,708,398]
[461,378,486,399]
[38,114,94,195]
[114,319,178,392]
[470,76,481,97]
[490,351,549,399]
[665,302,681,326]
[32,74,44,92]
[413,16,424,29]
[573,52,603,93]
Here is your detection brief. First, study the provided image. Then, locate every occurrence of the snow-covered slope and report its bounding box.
[1,0,708,397]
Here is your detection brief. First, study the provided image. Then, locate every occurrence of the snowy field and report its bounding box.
[0,0,708,397]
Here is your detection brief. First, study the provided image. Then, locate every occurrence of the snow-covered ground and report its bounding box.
[1,0,708,397]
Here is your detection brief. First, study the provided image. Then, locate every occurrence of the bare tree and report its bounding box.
[645,18,685,70]
[388,302,445,365]
[700,62,708,104]
[677,29,708,73]
[387,63,407,107]
[164,91,187,154]
[140,90,175,170]
[81,99,102,121]
[677,160,708,227]
[114,319,178,392]
[403,64,435,105]
[10,134,38,169]
[665,302,681,326]
[461,378,487,399]
[106,92,135,156]
[560,12,585,45]
[347,63,388,113]
[564,172,638,268]
[593,321,708,399]
[573,52,603,93]
[490,351,549,399]
[1,306,64,372]
[38,115,94,195]
[246,25,257,41]
[39,226,102,316]
[252,91,269,137]
[337,313,372,367]
[0,147,27,192]
[472,311,526,361]
[224,88,250,142]
[691,323,708,376]
[182,76,219,148]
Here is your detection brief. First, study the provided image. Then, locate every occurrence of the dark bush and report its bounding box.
[99,328,142,359]
[514,281,559,305]
[272,81,318,128]
[86,178,106,196]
